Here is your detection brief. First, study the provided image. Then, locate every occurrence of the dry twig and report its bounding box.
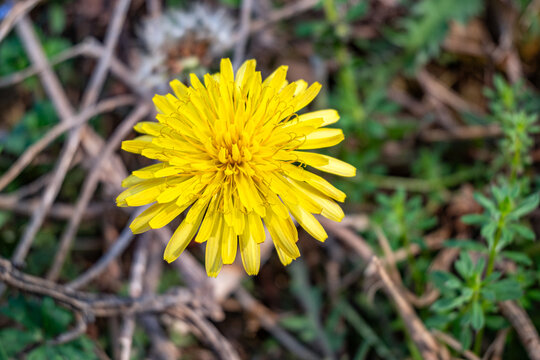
[498,301,540,360]
[432,329,481,360]
[0,256,194,317]
[47,102,152,281]
[365,257,448,360]
[0,95,135,192]
[119,235,149,360]
[233,0,253,69]
[0,0,41,43]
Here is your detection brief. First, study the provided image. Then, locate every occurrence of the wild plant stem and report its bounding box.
[475,217,504,355]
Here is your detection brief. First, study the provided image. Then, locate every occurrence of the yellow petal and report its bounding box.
[221,225,238,265]
[239,227,260,275]
[148,202,183,229]
[116,179,165,207]
[120,175,145,191]
[292,82,321,111]
[163,205,206,263]
[281,163,346,202]
[130,203,163,234]
[283,199,327,242]
[290,179,345,222]
[247,212,266,244]
[275,244,294,266]
[264,209,299,259]
[294,151,356,177]
[297,128,344,149]
[205,216,224,277]
[121,135,154,154]
[235,59,256,90]
[134,122,166,136]
[169,79,189,100]
[297,109,340,127]
[132,163,167,179]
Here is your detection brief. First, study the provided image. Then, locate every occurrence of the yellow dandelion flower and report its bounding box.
[117,58,356,277]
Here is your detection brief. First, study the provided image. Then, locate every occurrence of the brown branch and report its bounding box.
[65,207,144,290]
[119,235,149,360]
[47,102,151,281]
[11,0,132,270]
[0,256,194,317]
[432,329,480,360]
[482,328,509,360]
[498,301,540,360]
[318,217,375,262]
[365,257,448,360]
[10,15,80,268]
[233,0,253,69]
[421,124,501,142]
[167,307,241,360]
[247,0,319,35]
[0,0,41,42]
[235,288,320,360]
[0,195,111,220]
[0,95,135,192]
[0,38,141,93]
[417,69,484,116]
[79,0,131,109]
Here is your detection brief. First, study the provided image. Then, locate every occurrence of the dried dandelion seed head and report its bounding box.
[118,59,356,277]
[135,5,235,91]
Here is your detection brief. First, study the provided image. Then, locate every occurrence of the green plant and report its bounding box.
[0,296,97,359]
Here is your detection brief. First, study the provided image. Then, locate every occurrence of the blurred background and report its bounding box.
[1,0,540,359]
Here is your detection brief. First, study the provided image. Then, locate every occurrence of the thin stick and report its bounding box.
[47,102,151,281]
[365,257,448,360]
[11,0,131,271]
[0,0,42,43]
[432,329,480,360]
[0,256,194,317]
[0,38,141,93]
[318,216,374,262]
[498,301,540,360]
[247,0,319,35]
[119,235,149,360]
[0,195,110,220]
[0,95,135,192]
[66,207,144,290]
[79,0,131,109]
[11,15,78,267]
[235,289,320,360]
[233,0,253,69]
[168,308,241,360]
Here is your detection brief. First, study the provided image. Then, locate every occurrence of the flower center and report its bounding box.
[217,142,253,165]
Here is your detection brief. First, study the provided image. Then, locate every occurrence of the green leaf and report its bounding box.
[432,296,468,312]
[459,327,472,350]
[48,4,66,35]
[513,193,540,218]
[455,252,474,280]
[486,278,522,301]
[461,214,487,225]
[501,251,532,266]
[509,223,536,241]
[474,193,496,214]
[471,301,485,330]
[430,271,462,291]
[444,239,487,252]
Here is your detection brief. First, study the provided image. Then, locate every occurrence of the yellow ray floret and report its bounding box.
[117,58,356,277]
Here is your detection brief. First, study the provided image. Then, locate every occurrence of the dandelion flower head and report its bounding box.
[117,59,356,277]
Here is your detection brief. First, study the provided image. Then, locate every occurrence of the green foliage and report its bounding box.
[0,296,97,359]
[395,0,483,69]
[373,189,436,249]
[1,101,57,156]
[431,252,521,348]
